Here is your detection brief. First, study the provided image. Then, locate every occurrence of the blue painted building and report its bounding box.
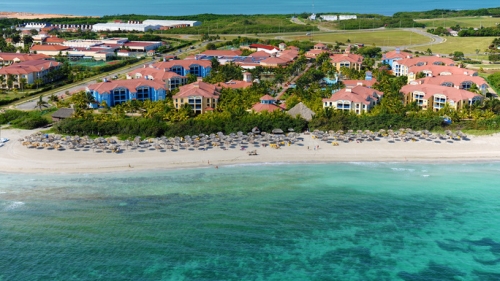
[152,59,212,77]
[86,79,166,108]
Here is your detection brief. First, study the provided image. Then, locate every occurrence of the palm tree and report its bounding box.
[19,78,27,92]
[34,95,49,110]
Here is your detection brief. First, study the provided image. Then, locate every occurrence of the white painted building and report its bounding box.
[142,19,201,27]
[339,15,357,20]
[92,23,159,32]
[320,15,338,21]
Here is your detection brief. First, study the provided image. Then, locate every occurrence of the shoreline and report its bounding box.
[2,128,500,175]
[0,11,91,19]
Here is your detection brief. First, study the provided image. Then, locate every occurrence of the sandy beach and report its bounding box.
[0,11,89,19]
[1,128,500,174]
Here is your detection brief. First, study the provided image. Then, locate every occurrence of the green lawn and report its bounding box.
[415,16,500,29]
[413,36,495,56]
[277,30,431,47]
[0,90,37,102]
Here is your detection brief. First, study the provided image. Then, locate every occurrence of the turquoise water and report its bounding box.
[1,162,500,280]
[3,0,499,16]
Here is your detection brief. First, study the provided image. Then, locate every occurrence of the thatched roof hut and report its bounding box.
[51,108,74,122]
[287,102,315,121]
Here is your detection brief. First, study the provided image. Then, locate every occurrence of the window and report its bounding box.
[171,65,183,75]
[112,88,127,105]
[137,87,150,101]
[461,81,473,90]
[189,64,202,76]
[441,82,454,87]
[170,78,182,90]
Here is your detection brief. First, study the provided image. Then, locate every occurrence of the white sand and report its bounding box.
[1,128,500,174]
[0,11,89,19]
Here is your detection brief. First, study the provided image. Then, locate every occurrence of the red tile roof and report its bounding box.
[128,68,186,81]
[0,60,60,75]
[408,65,477,77]
[200,50,243,57]
[251,103,282,112]
[45,37,66,44]
[383,50,412,60]
[152,59,212,70]
[330,53,363,64]
[217,80,253,89]
[248,51,271,58]
[342,79,378,88]
[401,84,481,102]
[249,44,279,51]
[260,94,275,100]
[395,56,455,67]
[88,80,166,93]
[323,86,383,105]
[0,52,50,62]
[30,45,70,52]
[260,57,288,66]
[173,81,220,99]
[411,75,487,87]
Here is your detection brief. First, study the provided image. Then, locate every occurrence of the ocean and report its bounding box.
[1,162,500,280]
[2,0,500,16]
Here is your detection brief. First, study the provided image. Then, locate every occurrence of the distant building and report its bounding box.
[142,19,201,28]
[320,15,338,21]
[87,79,166,108]
[339,15,357,20]
[217,72,254,89]
[92,22,159,32]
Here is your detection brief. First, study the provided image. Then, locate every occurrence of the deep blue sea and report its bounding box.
[2,0,500,16]
[1,162,500,280]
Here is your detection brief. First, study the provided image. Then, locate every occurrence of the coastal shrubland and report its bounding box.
[0,109,53,129]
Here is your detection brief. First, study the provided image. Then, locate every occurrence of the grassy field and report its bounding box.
[413,36,495,55]
[0,90,37,102]
[273,30,431,47]
[415,16,500,28]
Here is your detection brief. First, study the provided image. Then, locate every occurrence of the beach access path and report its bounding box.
[2,128,500,174]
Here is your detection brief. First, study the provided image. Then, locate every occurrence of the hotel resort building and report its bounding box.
[0,60,61,89]
[0,52,50,67]
[401,84,483,111]
[152,60,212,77]
[127,67,187,91]
[86,79,166,108]
[407,65,478,82]
[330,53,363,72]
[322,86,384,114]
[250,94,284,113]
[409,74,488,92]
[172,80,220,114]
[392,56,455,77]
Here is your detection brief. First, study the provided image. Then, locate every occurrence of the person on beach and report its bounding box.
[215,165,218,169]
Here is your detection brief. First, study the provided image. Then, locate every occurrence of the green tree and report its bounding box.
[34,95,49,110]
